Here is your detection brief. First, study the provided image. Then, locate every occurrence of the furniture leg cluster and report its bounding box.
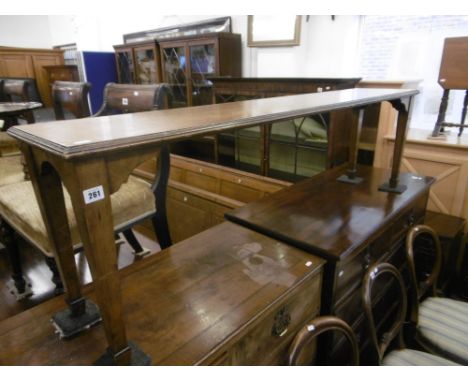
[4,88,426,365]
[431,36,468,138]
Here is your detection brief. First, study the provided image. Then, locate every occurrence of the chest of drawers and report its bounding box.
[226,165,434,362]
[0,222,324,365]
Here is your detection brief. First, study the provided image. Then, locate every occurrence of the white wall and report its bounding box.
[248,16,361,77]
[0,15,52,48]
[1,15,361,78]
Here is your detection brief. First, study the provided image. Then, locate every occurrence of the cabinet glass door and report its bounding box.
[116,50,135,84]
[190,44,216,105]
[162,46,188,107]
[134,47,158,84]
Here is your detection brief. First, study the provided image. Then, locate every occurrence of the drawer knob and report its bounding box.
[362,251,372,270]
[272,307,291,337]
[407,213,415,227]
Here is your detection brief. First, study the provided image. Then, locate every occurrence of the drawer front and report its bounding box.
[212,271,322,365]
[332,243,409,364]
[334,201,425,304]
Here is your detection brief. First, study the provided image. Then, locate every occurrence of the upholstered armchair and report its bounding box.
[0,82,174,300]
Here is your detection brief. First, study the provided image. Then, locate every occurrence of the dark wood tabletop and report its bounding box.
[0,222,324,365]
[225,165,435,261]
[7,88,417,159]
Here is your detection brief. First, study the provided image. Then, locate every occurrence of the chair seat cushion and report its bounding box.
[418,297,468,365]
[0,132,19,155]
[383,349,459,366]
[0,155,24,186]
[0,131,16,145]
[0,175,155,256]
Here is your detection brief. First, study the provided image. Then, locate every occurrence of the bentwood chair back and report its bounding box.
[406,225,468,365]
[288,316,359,366]
[362,262,459,365]
[3,79,30,102]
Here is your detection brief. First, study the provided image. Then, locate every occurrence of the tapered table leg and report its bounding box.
[21,145,101,337]
[260,123,271,177]
[337,108,365,184]
[379,98,412,194]
[64,158,150,365]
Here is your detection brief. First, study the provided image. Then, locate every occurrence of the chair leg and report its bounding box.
[0,218,32,299]
[459,89,468,136]
[152,145,172,249]
[44,256,64,295]
[151,213,171,250]
[122,229,150,257]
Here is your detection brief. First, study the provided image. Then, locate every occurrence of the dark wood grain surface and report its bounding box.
[0,221,324,365]
[225,165,435,261]
[8,88,417,158]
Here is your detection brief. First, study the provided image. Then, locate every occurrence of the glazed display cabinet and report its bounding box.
[114,41,162,85]
[159,33,241,107]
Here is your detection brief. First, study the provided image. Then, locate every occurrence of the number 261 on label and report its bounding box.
[83,185,105,204]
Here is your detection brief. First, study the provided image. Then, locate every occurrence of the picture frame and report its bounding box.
[247,15,301,47]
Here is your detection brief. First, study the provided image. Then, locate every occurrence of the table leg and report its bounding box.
[337,107,364,184]
[65,158,150,365]
[378,98,412,194]
[22,146,101,337]
[213,134,219,164]
[431,89,450,137]
[22,110,35,124]
[260,123,271,177]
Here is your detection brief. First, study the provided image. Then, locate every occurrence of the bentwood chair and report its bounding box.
[362,262,459,365]
[287,316,360,366]
[406,225,468,365]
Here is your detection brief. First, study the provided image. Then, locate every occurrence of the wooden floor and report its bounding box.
[0,223,161,321]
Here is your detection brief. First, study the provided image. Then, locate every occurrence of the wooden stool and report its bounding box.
[431,36,468,137]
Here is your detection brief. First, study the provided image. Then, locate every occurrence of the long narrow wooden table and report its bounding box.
[7,88,418,365]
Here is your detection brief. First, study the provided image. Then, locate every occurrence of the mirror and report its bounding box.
[247,15,301,47]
